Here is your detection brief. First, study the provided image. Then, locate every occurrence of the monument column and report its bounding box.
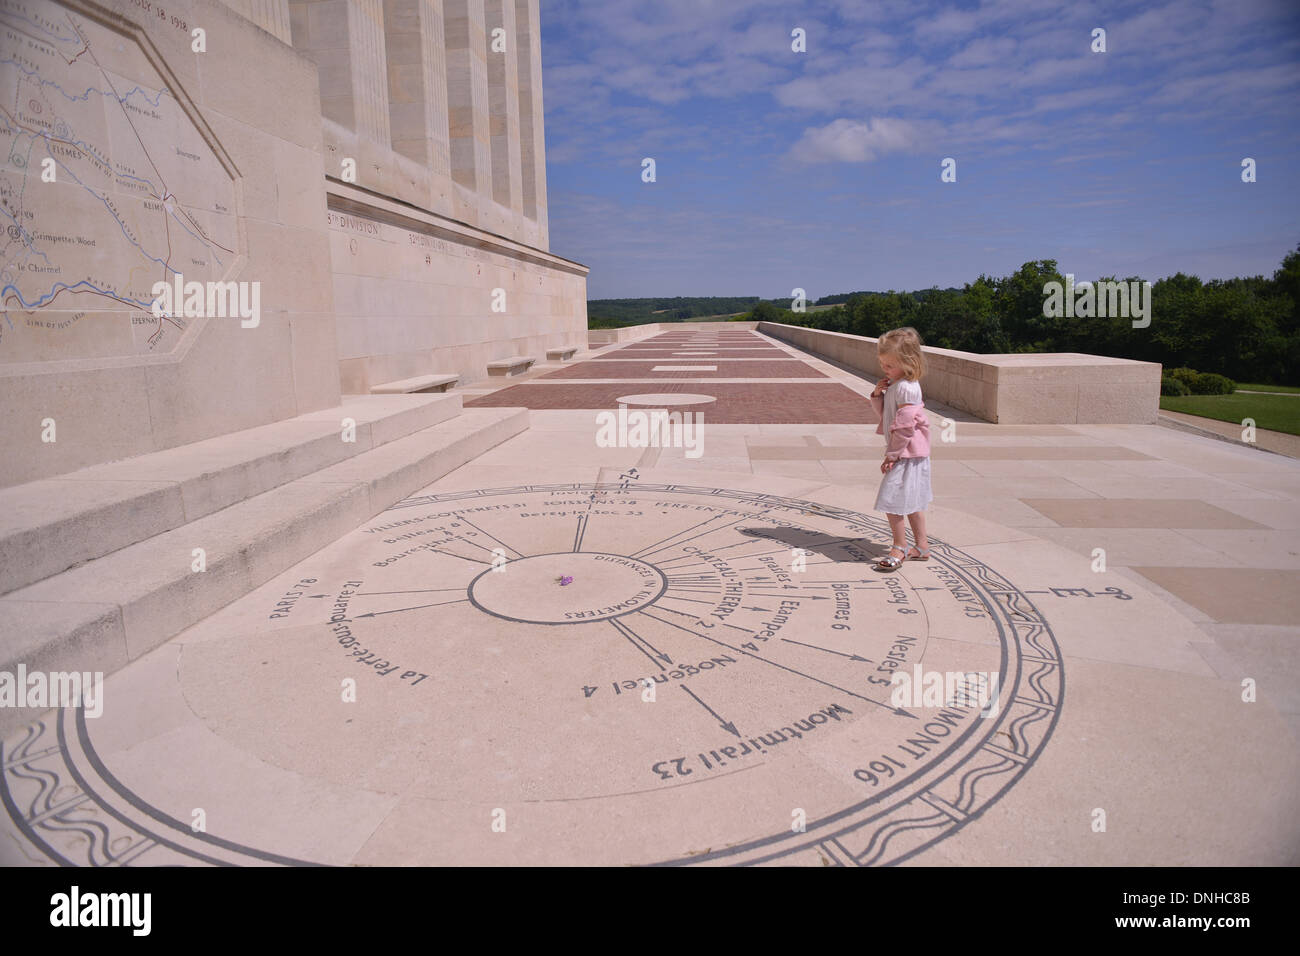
[444,0,493,221]
[289,0,393,147]
[484,0,524,219]
[383,0,453,186]
[219,0,294,44]
[513,0,548,248]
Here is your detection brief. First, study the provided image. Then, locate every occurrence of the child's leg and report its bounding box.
[906,510,928,551]
[887,513,908,550]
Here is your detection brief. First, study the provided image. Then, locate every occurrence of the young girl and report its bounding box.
[869,327,932,571]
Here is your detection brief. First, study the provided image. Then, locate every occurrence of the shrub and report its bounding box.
[1161,376,1191,397]
[1165,367,1200,387]
[1191,372,1236,395]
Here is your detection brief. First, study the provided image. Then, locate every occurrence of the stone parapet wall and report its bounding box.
[757,322,1160,424]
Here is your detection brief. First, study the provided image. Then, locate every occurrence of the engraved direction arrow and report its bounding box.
[640,608,916,719]
[453,514,528,559]
[342,597,470,620]
[358,588,468,597]
[610,618,672,666]
[780,637,873,663]
[746,591,830,599]
[659,593,713,605]
[681,685,740,738]
[632,506,778,562]
[428,548,495,567]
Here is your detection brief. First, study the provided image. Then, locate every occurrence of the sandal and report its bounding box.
[906,546,931,561]
[874,546,907,572]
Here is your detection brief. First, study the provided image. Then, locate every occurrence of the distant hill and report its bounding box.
[814,288,962,305]
[586,297,763,327]
[587,291,958,327]
[814,291,883,305]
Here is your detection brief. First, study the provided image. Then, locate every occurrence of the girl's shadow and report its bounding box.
[736,526,892,564]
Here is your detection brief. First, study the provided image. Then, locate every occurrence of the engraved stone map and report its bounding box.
[0,0,236,361]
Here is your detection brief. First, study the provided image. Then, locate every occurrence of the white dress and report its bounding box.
[874,379,933,516]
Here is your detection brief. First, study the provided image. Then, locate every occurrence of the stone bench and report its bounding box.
[487,356,535,377]
[370,373,460,394]
[546,347,578,362]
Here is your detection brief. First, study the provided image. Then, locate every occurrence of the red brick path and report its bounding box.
[463,331,879,422]
[466,383,877,423]
[537,360,826,379]
[591,348,790,358]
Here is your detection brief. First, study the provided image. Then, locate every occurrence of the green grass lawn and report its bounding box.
[1161,392,1300,436]
[1234,382,1300,394]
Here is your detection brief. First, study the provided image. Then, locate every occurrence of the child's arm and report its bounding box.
[869,376,889,417]
[883,402,923,462]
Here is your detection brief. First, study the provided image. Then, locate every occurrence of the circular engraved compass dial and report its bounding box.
[2,483,1062,867]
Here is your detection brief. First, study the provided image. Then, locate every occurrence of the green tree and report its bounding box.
[955,276,1007,353]
[996,259,1067,348]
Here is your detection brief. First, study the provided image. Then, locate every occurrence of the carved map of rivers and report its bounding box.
[0,0,236,361]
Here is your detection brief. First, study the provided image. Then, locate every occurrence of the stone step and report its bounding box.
[0,405,528,737]
[370,373,460,394]
[0,393,462,597]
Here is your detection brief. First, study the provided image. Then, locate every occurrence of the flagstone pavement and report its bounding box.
[3,329,1296,867]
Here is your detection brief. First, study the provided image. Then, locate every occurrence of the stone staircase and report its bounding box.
[0,394,527,735]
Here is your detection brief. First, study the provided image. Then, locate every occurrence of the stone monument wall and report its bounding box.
[0,0,586,487]
[290,0,584,394]
[0,0,340,487]
[327,183,586,394]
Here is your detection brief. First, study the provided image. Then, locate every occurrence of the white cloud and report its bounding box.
[543,0,1300,293]
[786,117,921,163]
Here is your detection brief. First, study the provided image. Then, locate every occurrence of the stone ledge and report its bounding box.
[757,322,1160,424]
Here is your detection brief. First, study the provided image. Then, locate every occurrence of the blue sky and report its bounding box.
[538,0,1300,300]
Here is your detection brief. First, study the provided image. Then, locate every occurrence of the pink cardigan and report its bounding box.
[870,391,931,461]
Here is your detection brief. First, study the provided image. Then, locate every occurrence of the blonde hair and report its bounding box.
[877,327,926,381]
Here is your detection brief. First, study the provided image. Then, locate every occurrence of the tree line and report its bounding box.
[588,296,764,326]
[742,245,1300,386]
